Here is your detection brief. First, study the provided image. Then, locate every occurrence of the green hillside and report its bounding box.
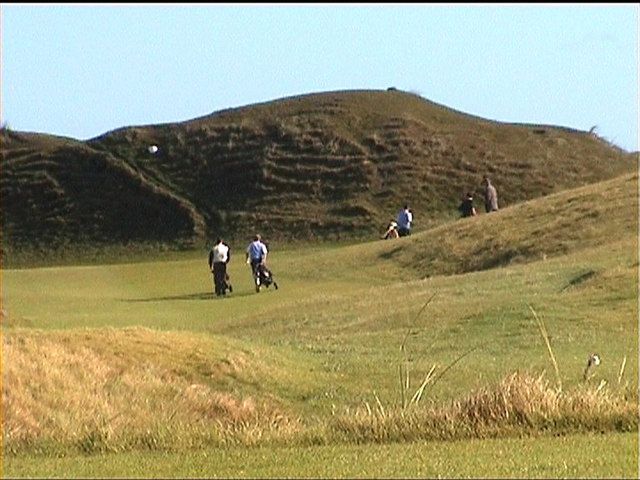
[279,171,637,284]
[1,89,636,260]
[0,129,204,254]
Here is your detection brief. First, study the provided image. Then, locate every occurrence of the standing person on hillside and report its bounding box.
[458,192,477,218]
[208,238,232,296]
[482,176,499,213]
[245,234,269,293]
[396,204,413,237]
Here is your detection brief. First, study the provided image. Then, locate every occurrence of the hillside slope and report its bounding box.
[391,171,639,277]
[3,173,638,457]
[316,171,638,280]
[2,89,636,254]
[270,171,637,285]
[1,130,205,253]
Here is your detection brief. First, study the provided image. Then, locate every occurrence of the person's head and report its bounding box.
[482,176,490,186]
[215,237,222,244]
[466,192,473,199]
[254,234,261,242]
[403,204,409,210]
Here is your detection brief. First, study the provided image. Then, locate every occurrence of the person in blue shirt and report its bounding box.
[245,234,269,292]
[396,205,413,237]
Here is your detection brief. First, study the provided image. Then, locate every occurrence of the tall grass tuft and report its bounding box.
[617,355,627,385]
[398,293,437,408]
[330,371,638,444]
[527,303,562,391]
[397,294,480,410]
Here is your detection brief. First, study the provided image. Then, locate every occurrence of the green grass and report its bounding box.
[2,174,638,476]
[4,433,637,479]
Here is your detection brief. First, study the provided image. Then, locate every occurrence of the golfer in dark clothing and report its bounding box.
[458,192,477,217]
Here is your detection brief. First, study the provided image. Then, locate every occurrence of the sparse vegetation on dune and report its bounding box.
[3,327,304,455]
[329,372,637,444]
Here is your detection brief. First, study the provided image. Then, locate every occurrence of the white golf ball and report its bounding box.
[148,145,159,154]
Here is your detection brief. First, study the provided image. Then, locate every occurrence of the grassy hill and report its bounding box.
[0,129,204,255]
[278,171,637,285]
[375,171,639,277]
[1,89,636,261]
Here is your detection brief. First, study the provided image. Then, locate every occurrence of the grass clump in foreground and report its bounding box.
[328,371,638,445]
[325,299,637,446]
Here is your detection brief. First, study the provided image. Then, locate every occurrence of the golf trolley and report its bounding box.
[254,263,278,292]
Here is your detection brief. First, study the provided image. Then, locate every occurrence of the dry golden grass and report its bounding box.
[329,372,638,444]
[3,328,302,454]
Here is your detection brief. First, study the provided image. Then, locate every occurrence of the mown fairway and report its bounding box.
[2,174,639,478]
[6,433,638,478]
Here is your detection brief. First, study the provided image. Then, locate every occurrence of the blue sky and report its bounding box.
[2,4,639,152]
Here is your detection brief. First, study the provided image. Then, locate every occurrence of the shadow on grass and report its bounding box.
[122,291,258,302]
[379,245,403,259]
